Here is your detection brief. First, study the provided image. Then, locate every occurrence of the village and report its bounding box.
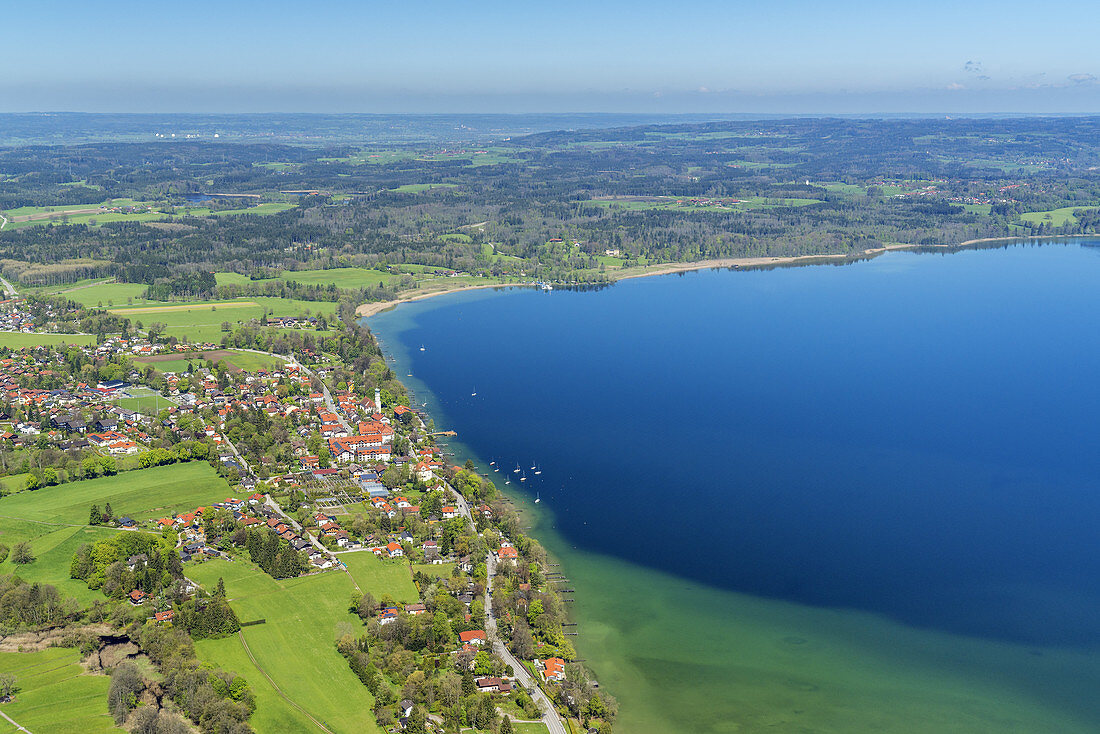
[0,291,613,734]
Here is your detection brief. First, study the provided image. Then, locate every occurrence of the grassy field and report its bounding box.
[0,522,121,603]
[51,282,152,308]
[389,183,457,194]
[0,332,96,348]
[0,647,117,732]
[189,557,382,734]
[112,386,176,414]
[588,195,821,212]
[0,463,232,599]
[108,297,338,343]
[0,462,233,526]
[340,551,418,602]
[1020,206,1098,227]
[134,349,282,374]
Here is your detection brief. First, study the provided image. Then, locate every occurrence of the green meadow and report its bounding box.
[1020,206,1098,227]
[0,463,232,600]
[107,296,338,343]
[52,282,152,308]
[340,551,418,602]
[0,462,232,526]
[588,195,821,212]
[0,647,117,732]
[133,349,282,374]
[389,183,458,193]
[0,332,96,348]
[189,557,383,734]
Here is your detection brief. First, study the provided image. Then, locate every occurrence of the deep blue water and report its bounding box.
[369,241,1100,649]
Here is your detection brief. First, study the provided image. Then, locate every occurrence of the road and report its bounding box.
[0,709,31,733]
[263,495,329,554]
[0,273,16,297]
[0,213,7,232]
[486,551,568,734]
[447,480,567,734]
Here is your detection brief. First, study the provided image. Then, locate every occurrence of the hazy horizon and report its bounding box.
[6,0,1100,115]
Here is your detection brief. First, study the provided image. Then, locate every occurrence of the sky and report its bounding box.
[4,0,1100,113]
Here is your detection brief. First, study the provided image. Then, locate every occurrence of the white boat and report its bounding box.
[530,462,536,470]
[535,492,541,503]
[419,345,425,351]
[534,466,542,475]
[520,472,527,482]
[513,464,520,473]
[489,461,495,466]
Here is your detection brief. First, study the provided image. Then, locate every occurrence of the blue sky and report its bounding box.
[3,0,1100,112]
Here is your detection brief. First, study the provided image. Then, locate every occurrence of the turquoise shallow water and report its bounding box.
[369,241,1100,732]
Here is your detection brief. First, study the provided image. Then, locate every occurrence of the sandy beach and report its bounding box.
[356,234,1078,319]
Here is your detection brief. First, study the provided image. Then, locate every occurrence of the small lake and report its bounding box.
[369,241,1100,733]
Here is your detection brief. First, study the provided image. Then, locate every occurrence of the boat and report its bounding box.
[471,387,477,396]
[530,462,536,470]
[419,344,425,351]
[535,492,541,503]
[520,472,527,482]
[513,464,520,473]
[489,461,495,466]
[505,478,511,485]
[534,466,542,475]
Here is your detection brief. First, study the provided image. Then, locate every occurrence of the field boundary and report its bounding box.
[108,301,260,315]
[237,631,333,734]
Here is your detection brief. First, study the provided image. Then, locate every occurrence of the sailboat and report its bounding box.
[534,465,542,475]
[535,492,541,504]
[513,464,520,473]
[530,461,536,470]
[471,386,477,396]
[489,461,495,466]
[520,472,527,482]
[419,344,425,352]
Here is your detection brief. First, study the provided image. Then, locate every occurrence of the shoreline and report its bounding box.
[357,233,1086,318]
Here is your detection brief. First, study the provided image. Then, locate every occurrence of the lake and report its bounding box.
[368,240,1100,733]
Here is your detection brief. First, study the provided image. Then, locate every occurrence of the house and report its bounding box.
[399,700,414,718]
[385,541,404,558]
[458,630,486,646]
[540,657,566,682]
[126,554,149,571]
[442,506,458,519]
[154,610,174,624]
[129,589,146,606]
[379,607,400,625]
[498,546,519,564]
[404,603,427,616]
[475,677,513,693]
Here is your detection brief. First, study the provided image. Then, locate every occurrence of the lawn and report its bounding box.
[389,183,457,194]
[112,386,177,414]
[191,556,382,734]
[0,332,95,348]
[134,350,282,374]
[340,551,418,603]
[0,523,121,603]
[1020,206,1098,227]
[411,562,455,581]
[0,647,117,733]
[0,461,233,526]
[108,297,338,343]
[53,282,152,308]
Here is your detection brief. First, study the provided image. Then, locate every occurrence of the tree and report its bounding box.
[500,716,514,734]
[42,468,58,486]
[11,542,34,565]
[89,504,102,526]
[0,672,16,698]
[24,474,39,491]
[103,503,114,522]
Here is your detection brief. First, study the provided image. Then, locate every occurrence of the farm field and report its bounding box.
[0,522,121,603]
[0,332,95,348]
[0,461,233,526]
[0,647,117,733]
[340,551,418,602]
[108,296,338,343]
[134,349,283,374]
[587,195,822,212]
[49,281,151,308]
[1020,205,1098,226]
[190,557,382,734]
[389,183,458,193]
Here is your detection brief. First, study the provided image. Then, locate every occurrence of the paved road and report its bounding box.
[263,496,328,554]
[448,478,567,734]
[486,551,568,734]
[0,273,16,297]
[0,709,31,733]
[0,213,8,232]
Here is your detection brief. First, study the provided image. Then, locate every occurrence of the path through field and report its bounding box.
[237,631,334,734]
